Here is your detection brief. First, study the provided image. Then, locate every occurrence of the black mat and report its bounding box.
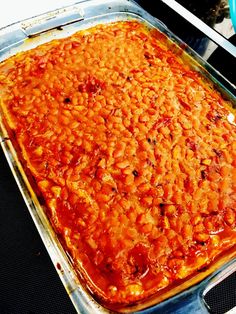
[0,151,76,314]
[204,272,236,314]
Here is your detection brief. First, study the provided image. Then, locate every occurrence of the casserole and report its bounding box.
[0,0,235,312]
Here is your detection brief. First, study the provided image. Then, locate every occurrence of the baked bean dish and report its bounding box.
[0,21,235,307]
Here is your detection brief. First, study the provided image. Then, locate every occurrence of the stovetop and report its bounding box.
[135,0,236,86]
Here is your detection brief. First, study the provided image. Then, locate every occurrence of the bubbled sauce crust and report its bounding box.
[0,21,236,306]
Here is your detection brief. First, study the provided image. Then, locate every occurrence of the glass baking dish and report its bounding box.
[0,0,235,313]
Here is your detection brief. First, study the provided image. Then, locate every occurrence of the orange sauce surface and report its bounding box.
[0,21,236,306]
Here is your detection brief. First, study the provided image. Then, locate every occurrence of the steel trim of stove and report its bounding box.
[135,0,236,90]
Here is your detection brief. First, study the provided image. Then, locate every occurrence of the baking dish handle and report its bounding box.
[139,258,236,313]
[139,284,209,314]
[21,3,84,37]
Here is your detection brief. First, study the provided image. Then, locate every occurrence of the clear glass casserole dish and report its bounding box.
[0,0,235,313]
